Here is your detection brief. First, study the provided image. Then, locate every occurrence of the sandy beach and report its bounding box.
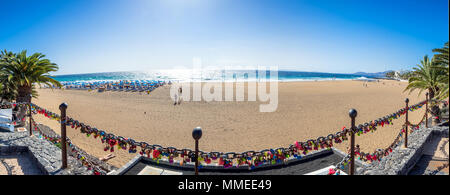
[32,80,426,168]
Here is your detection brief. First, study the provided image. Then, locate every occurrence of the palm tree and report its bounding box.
[0,79,17,102]
[432,42,449,100]
[0,49,16,61]
[1,50,61,124]
[433,42,449,65]
[435,68,449,100]
[404,55,440,96]
[0,50,61,103]
[0,50,17,102]
[404,55,442,121]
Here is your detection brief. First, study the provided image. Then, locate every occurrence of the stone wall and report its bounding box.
[357,123,449,175]
[0,131,93,175]
[33,123,117,173]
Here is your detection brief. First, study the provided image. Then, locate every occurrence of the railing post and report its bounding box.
[425,93,429,128]
[192,127,202,175]
[404,98,409,148]
[349,109,357,175]
[59,102,68,169]
[28,104,32,136]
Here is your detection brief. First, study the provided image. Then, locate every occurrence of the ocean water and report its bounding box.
[51,70,371,83]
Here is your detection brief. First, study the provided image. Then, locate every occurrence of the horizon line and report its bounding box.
[52,69,394,77]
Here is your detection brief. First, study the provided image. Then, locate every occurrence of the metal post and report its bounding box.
[425,93,429,128]
[59,103,68,169]
[28,103,32,136]
[349,109,357,175]
[405,98,409,148]
[192,127,202,175]
[195,140,199,174]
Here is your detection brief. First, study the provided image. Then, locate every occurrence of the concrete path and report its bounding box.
[0,154,43,175]
[409,137,449,175]
[1,129,92,175]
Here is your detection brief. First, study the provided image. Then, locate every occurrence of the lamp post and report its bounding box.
[349,109,357,175]
[192,127,202,175]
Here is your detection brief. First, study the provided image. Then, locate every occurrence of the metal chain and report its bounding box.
[355,124,406,162]
[332,154,350,174]
[29,100,428,168]
[31,118,107,175]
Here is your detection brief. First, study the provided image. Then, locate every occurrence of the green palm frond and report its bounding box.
[404,55,441,99]
[432,41,449,67]
[431,41,449,100]
[0,49,61,102]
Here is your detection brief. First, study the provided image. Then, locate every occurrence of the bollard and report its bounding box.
[59,102,68,169]
[404,98,409,148]
[349,109,357,175]
[425,93,429,128]
[192,127,202,175]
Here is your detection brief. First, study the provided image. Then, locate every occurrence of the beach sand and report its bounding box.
[32,80,426,168]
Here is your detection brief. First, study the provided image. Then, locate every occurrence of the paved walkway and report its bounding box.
[0,154,43,175]
[409,136,449,175]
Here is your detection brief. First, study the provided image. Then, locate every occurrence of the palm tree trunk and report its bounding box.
[16,85,32,103]
[15,85,32,127]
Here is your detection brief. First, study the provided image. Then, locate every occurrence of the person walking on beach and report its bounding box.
[178,87,183,105]
[173,87,183,105]
[174,94,178,105]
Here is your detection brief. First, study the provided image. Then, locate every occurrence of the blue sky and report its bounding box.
[0,0,448,75]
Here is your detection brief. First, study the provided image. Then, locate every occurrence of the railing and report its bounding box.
[2,94,444,175]
[30,100,429,175]
[30,118,110,175]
